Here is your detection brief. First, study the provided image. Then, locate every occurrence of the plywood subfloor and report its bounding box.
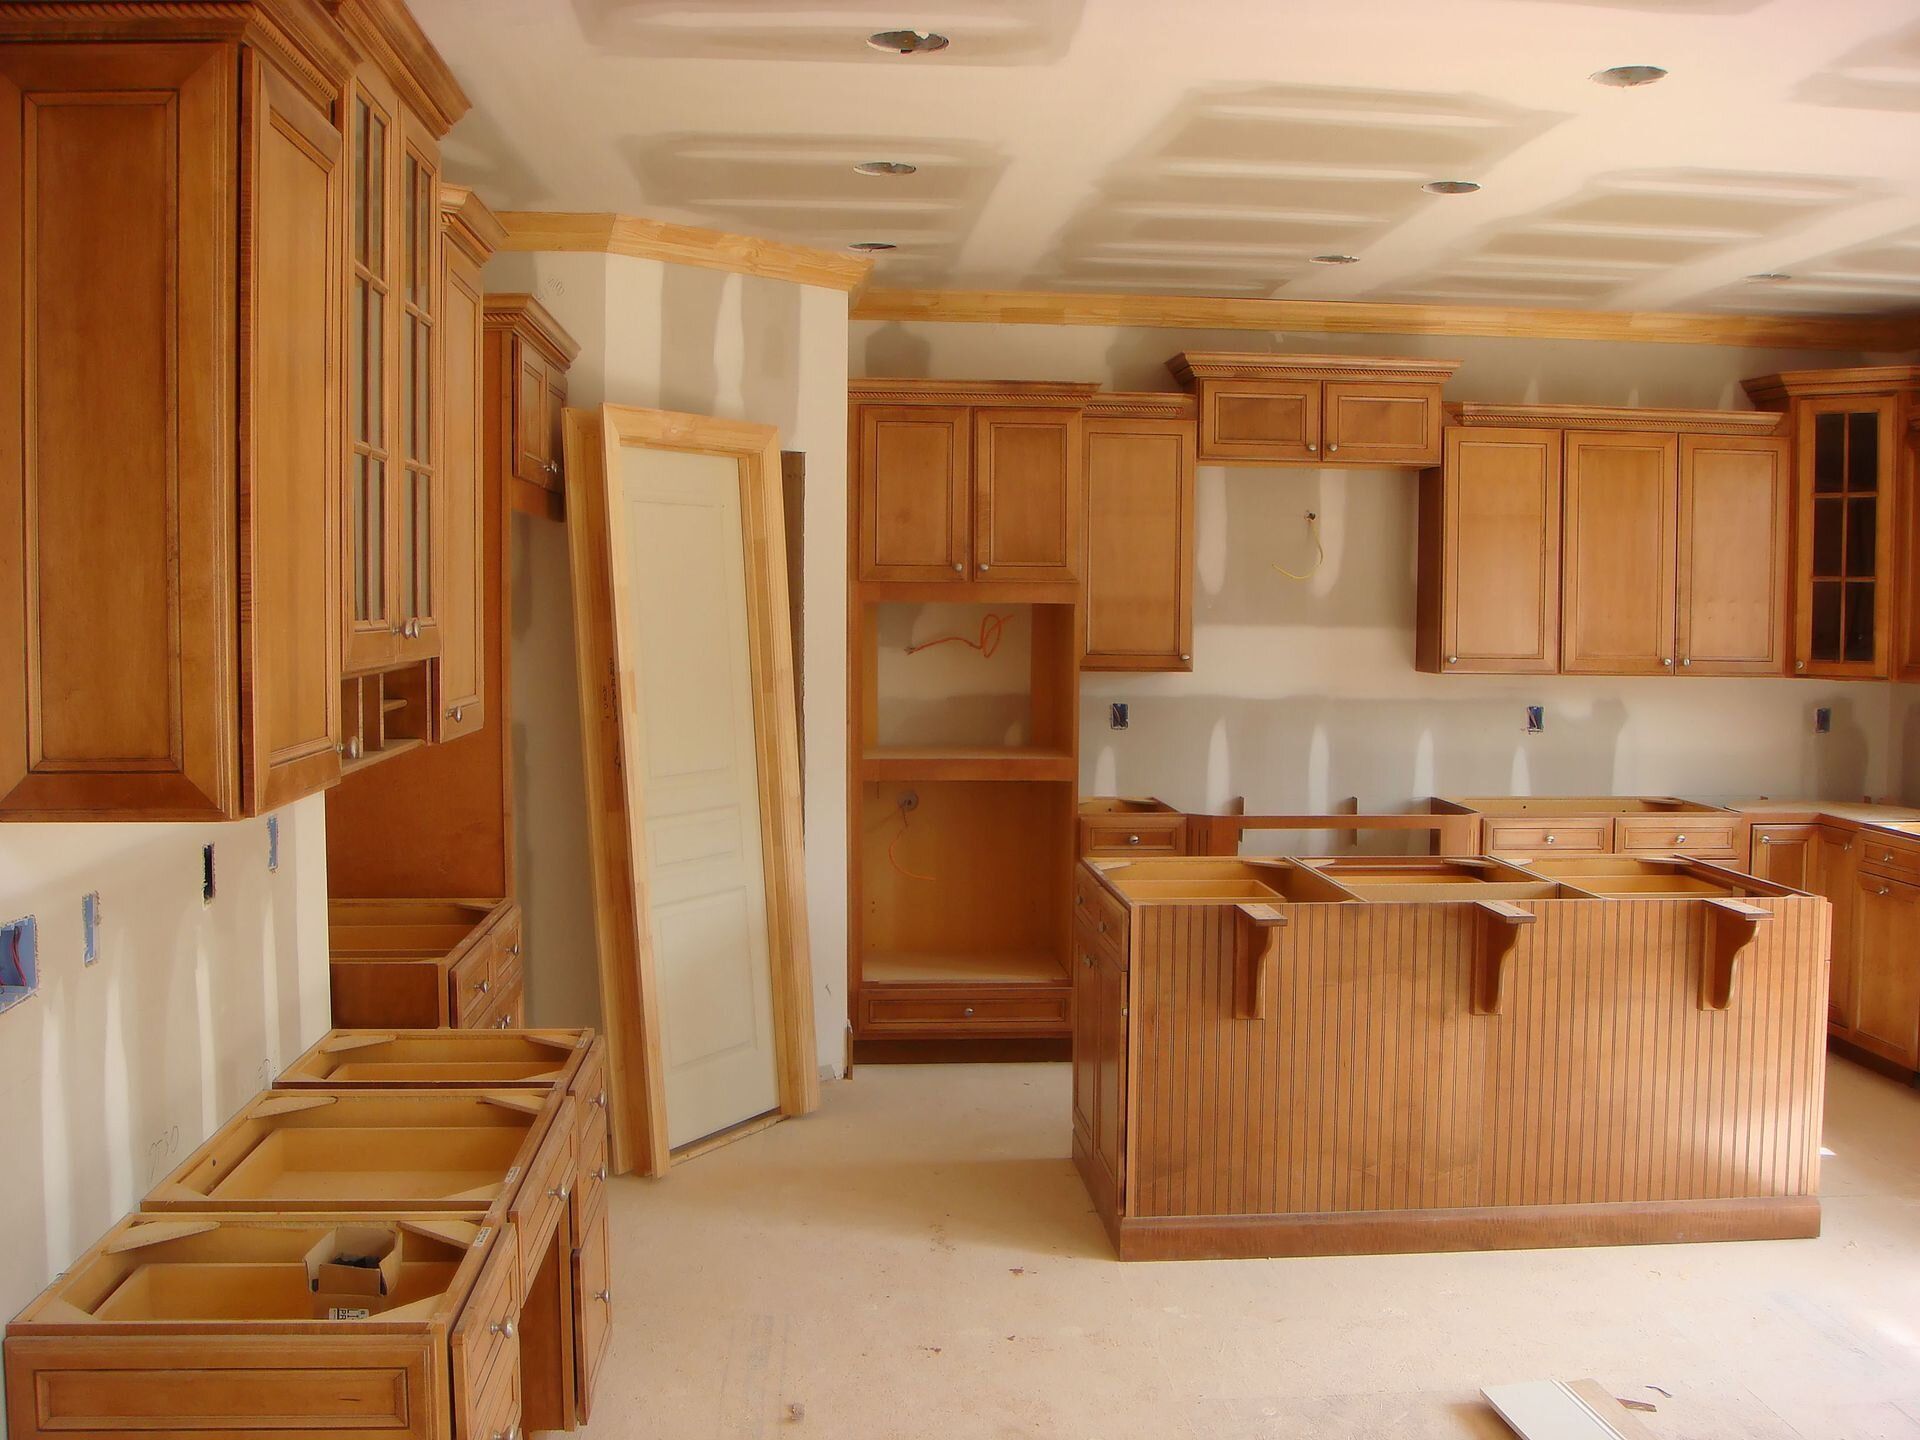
[586,1057,1920,1439]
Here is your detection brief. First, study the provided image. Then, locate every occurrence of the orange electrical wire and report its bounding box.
[905,611,1012,660]
[887,805,936,882]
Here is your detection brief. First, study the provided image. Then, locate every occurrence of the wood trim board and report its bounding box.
[851,287,1920,351]
[564,404,819,1178]
[498,211,872,292]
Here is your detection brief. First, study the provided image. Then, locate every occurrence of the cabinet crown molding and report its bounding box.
[483,293,582,367]
[848,377,1103,408]
[1449,402,1783,435]
[1083,391,1197,421]
[1742,366,1920,405]
[440,184,507,265]
[1167,351,1462,387]
[329,0,469,133]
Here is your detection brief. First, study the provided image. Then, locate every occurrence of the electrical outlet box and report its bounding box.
[82,893,101,966]
[1815,707,1832,735]
[1110,702,1129,731]
[266,815,280,873]
[202,844,216,905]
[1525,705,1544,734]
[1,915,38,1015]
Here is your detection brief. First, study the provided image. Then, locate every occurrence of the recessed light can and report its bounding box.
[1591,64,1668,87]
[849,241,898,253]
[854,161,918,177]
[1745,272,1792,282]
[868,29,949,54]
[1310,253,1360,265]
[1422,180,1481,196]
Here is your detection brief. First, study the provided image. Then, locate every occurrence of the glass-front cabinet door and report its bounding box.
[344,70,440,674]
[1796,395,1894,678]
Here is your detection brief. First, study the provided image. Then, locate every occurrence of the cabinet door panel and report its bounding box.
[1323,381,1442,466]
[392,107,440,660]
[1083,419,1194,670]
[0,42,236,817]
[345,72,401,672]
[244,57,343,810]
[1795,397,1894,679]
[1071,930,1098,1144]
[1093,951,1127,1204]
[1749,823,1814,887]
[973,409,1080,582]
[1820,829,1858,1032]
[1562,431,1678,675]
[1678,434,1789,675]
[1198,380,1320,463]
[436,210,485,741]
[1853,874,1920,1068]
[1428,427,1561,673]
[515,343,549,485]
[545,366,568,488]
[858,406,968,581]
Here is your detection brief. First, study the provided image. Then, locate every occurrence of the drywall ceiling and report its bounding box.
[417,0,1920,314]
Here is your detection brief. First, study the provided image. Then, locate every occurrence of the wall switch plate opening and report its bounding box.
[266,815,280,873]
[1110,702,1129,731]
[82,892,101,966]
[0,916,38,1015]
[1525,705,1545,734]
[1814,707,1832,735]
[202,844,216,905]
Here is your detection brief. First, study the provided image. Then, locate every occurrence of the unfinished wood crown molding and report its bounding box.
[329,0,469,134]
[440,184,507,266]
[1451,402,1784,435]
[483,292,581,368]
[497,211,874,293]
[1168,351,1462,386]
[1742,364,1920,405]
[852,288,1920,353]
[1083,391,1197,421]
[0,1,361,111]
[847,377,1102,407]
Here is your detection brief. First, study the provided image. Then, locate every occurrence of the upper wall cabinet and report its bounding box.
[1419,406,1788,678]
[1167,353,1460,467]
[0,32,355,819]
[1082,394,1197,672]
[851,380,1100,587]
[1744,368,1920,682]
[487,294,580,522]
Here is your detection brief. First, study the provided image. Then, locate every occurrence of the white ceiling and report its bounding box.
[415,0,1920,314]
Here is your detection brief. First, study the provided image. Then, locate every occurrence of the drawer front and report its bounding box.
[571,1192,613,1423]
[449,1220,522,1440]
[1082,818,1184,856]
[1616,818,1740,858]
[474,980,525,1031]
[572,1113,609,1234]
[508,1099,579,1278]
[861,988,1071,1035]
[489,907,524,994]
[463,1324,522,1440]
[1860,835,1920,882]
[1072,868,1128,954]
[570,1038,609,1149]
[451,942,496,1026]
[1481,818,1612,855]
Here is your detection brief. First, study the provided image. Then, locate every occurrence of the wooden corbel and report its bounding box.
[1701,898,1770,1011]
[1233,903,1286,1019]
[1470,900,1535,1015]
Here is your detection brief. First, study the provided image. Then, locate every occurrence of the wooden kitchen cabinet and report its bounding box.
[1750,823,1817,889]
[1852,871,1920,1069]
[1169,353,1458,467]
[0,37,349,819]
[1562,430,1678,675]
[1744,368,1920,680]
[1677,433,1791,674]
[1082,397,1196,671]
[850,380,1099,587]
[1416,426,1561,674]
[1821,827,1860,1034]
[1091,945,1128,1205]
[487,293,579,521]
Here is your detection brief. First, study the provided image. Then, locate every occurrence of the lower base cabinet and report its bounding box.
[1852,871,1920,1070]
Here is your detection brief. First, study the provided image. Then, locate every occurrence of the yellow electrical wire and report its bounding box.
[1272,510,1325,582]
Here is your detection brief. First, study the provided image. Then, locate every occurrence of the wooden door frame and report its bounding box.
[564,404,818,1177]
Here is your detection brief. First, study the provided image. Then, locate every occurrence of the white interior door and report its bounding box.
[615,445,781,1149]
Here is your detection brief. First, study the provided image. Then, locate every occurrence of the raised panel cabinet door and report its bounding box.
[515,341,552,486]
[545,363,569,489]
[242,56,344,812]
[1852,873,1920,1068]
[1749,823,1814,887]
[0,42,238,818]
[1819,828,1859,1032]
[1428,427,1561,673]
[391,104,441,663]
[1082,419,1195,670]
[1198,380,1321,463]
[1322,381,1443,467]
[1794,397,1896,679]
[1677,434,1789,675]
[973,408,1082,583]
[435,205,486,741]
[1562,430,1679,675]
[857,405,969,581]
[1093,949,1127,1204]
[1071,930,1099,1145]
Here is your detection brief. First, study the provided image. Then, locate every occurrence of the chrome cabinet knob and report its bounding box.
[549,1183,571,1201]
[594,1164,608,1181]
[345,737,363,760]
[594,1289,612,1304]
[476,978,491,994]
[594,1091,607,1108]
[978,563,990,572]
[1327,443,1339,453]
[448,705,464,722]
[962,1006,975,1017]
[951,562,963,572]
[1877,886,1891,897]
[490,1318,515,1339]
[1795,660,1807,672]
[1662,657,1674,667]
[1306,442,1318,453]
[1446,655,1458,665]
[1681,657,1692,667]
[1761,836,1773,845]
[1180,653,1191,662]
[1083,953,1094,968]
[1120,1006,1128,1019]
[1545,834,1557,845]
[510,943,521,956]
[1127,834,1141,846]
[1676,835,1687,844]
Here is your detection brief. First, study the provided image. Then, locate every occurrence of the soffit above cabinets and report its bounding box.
[420,0,1920,317]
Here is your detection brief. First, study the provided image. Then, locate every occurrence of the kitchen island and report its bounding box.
[1072,855,1830,1260]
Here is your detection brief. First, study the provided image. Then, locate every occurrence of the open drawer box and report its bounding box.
[329,899,522,1030]
[4,1213,521,1440]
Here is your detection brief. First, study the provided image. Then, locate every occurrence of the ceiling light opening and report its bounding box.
[854,161,918,177]
[1746,272,1793,282]
[1422,180,1481,196]
[1591,64,1668,88]
[1310,254,1361,265]
[867,29,949,54]
[849,241,898,253]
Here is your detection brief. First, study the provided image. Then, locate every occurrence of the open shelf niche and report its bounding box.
[850,596,1080,1043]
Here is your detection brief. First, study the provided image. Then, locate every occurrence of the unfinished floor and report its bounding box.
[590,1058,1920,1439]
